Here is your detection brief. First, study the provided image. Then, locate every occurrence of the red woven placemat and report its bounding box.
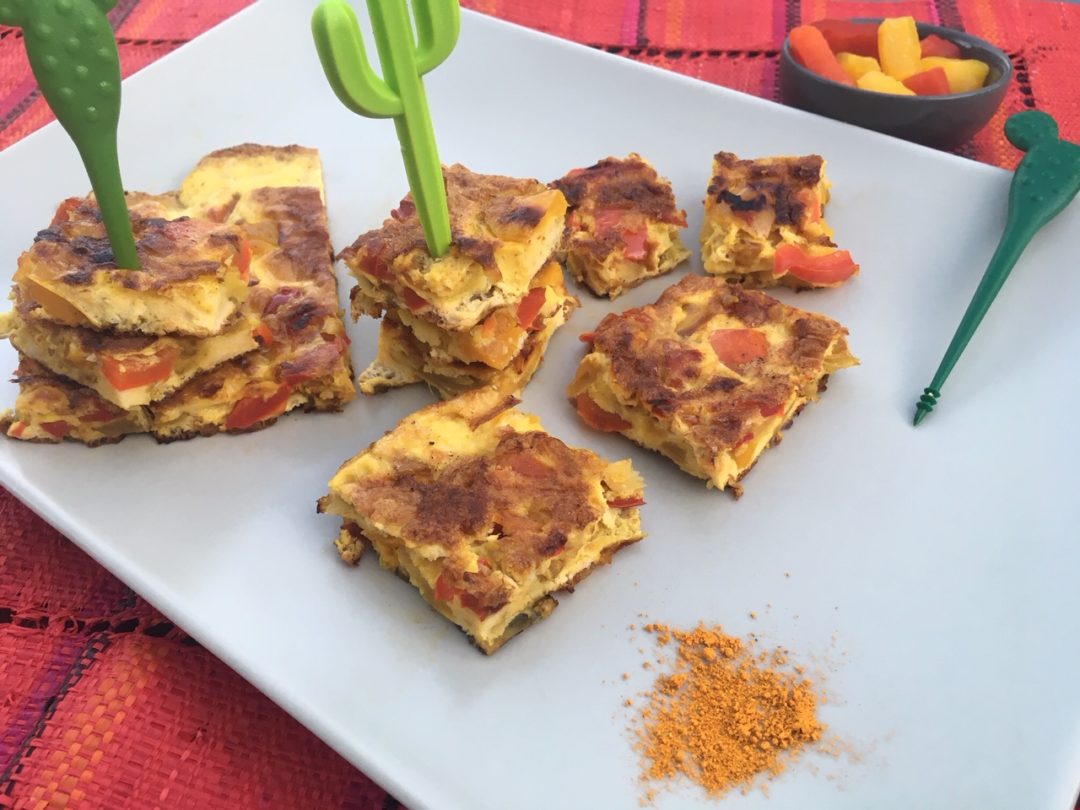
[2,2,1079,808]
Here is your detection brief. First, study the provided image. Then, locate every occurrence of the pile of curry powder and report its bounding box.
[634,623,825,800]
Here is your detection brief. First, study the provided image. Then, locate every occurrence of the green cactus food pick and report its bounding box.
[913,110,1080,426]
[311,0,460,258]
[0,0,139,269]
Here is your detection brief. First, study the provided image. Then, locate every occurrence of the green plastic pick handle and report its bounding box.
[913,111,1080,427]
[312,0,459,258]
[0,0,139,269]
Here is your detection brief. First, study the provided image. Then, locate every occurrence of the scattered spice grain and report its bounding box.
[632,622,825,799]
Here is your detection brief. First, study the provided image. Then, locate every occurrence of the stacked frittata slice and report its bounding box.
[339,164,578,399]
[0,144,355,445]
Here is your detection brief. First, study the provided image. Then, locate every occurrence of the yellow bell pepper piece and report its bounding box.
[919,56,991,93]
[856,70,917,95]
[878,16,922,79]
[837,52,881,82]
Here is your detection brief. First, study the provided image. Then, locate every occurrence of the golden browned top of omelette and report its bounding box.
[324,388,643,617]
[12,197,249,336]
[28,197,241,289]
[555,155,684,217]
[339,164,567,331]
[582,273,852,452]
[706,152,827,230]
[552,154,688,270]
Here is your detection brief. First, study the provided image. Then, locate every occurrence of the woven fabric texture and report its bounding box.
[2,1,1079,808]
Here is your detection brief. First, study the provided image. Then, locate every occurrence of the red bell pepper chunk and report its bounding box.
[759,401,786,418]
[237,237,252,281]
[575,394,631,433]
[506,454,552,478]
[253,322,274,348]
[920,34,962,59]
[594,208,650,260]
[607,495,645,509]
[621,228,649,261]
[516,287,547,330]
[101,347,178,391]
[789,25,856,85]
[82,405,118,423]
[402,287,428,312]
[360,254,392,282]
[40,420,72,439]
[458,591,494,619]
[434,573,456,602]
[8,421,27,438]
[594,207,625,234]
[810,19,879,58]
[773,244,858,285]
[709,329,769,368]
[50,197,82,227]
[902,66,952,96]
[225,384,292,431]
[591,207,648,261]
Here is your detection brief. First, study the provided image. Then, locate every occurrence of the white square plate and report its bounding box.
[2,3,1078,808]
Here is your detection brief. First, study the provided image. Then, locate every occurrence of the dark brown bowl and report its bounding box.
[779,19,1013,149]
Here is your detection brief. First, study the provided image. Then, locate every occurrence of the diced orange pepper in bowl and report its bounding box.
[789,25,855,86]
[856,70,916,95]
[878,16,922,79]
[902,66,952,96]
[920,34,963,59]
[919,57,990,93]
[837,52,881,82]
[810,19,879,58]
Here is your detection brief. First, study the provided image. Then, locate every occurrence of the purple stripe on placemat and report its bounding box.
[0,634,86,776]
[764,0,798,102]
[0,76,38,129]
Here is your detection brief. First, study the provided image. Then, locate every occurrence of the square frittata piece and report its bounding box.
[318,387,646,654]
[1,301,259,409]
[339,164,568,333]
[701,152,859,289]
[0,145,355,445]
[552,154,690,298]
[567,274,858,496]
[13,197,250,337]
[1,356,151,445]
[357,260,578,398]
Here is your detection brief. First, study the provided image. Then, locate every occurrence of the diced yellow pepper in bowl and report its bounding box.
[878,16,922,79]
[919,56,991,93]
[856,70,917,95]
[837,52,881,82]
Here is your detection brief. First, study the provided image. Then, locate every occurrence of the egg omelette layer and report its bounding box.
[339,164,568,333]
[357,260,578,399]
[318,386,646,654]
[552,153,690,298]
[2,269,260,409]
[568,274,858,496]
[700,152,859,289]
[0,144,355,445]
[12,195,249,338]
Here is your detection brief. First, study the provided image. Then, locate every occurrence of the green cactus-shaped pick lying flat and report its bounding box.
[0,0,139,269]
[913,110,1080,426]
[312,0,460,258]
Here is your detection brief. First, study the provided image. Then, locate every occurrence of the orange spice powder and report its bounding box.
[633,622,825,800]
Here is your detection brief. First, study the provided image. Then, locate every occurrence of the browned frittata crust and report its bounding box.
[341,164,553,284]
[20,197,241,291]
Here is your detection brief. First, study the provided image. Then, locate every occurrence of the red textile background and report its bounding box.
[2,1,1079,808]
